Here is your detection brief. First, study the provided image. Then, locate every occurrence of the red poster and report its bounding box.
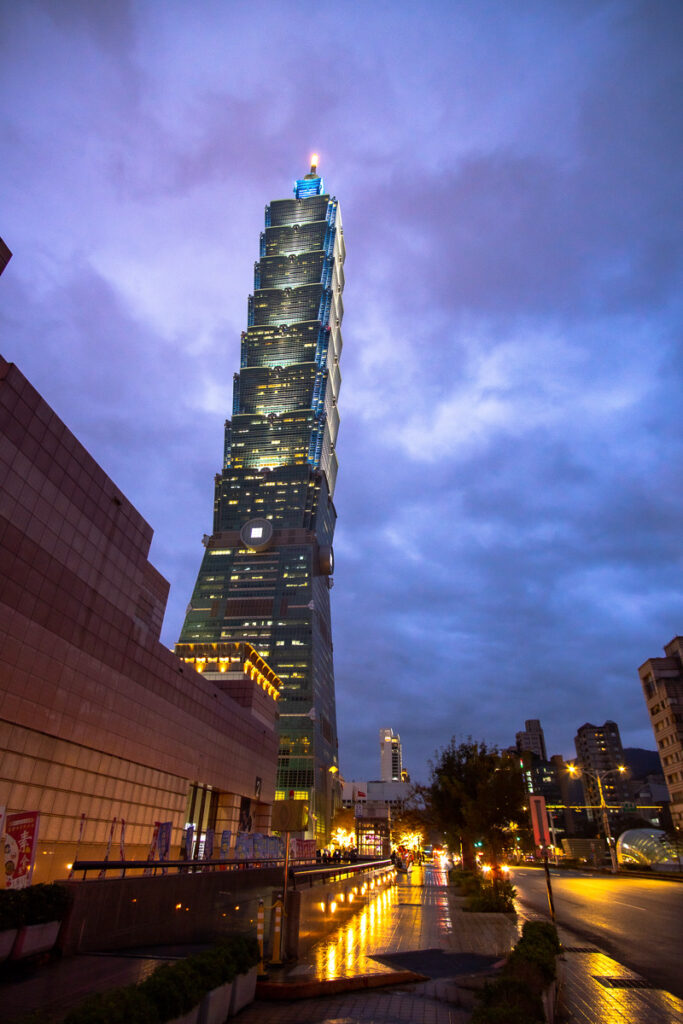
[529,795,551,849]
[4,811,40,889]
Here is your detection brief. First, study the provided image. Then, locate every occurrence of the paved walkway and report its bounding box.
[3,865,683,1022]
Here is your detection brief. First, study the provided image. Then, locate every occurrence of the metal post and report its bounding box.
[543,850,556,923]
[256,899,265,976]
[270,898,283,965]
[548,810,558,865]
[596,775,618,874]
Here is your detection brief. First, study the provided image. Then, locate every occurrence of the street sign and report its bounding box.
[529,795,551,848]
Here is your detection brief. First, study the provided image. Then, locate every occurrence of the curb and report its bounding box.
[256,969,428,1000]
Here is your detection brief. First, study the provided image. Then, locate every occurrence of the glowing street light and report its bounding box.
[567,763,628,873]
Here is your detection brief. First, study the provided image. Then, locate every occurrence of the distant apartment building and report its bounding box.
[380,728,403,782]
[639,636,683,830]
[574,721,631,819]
[341,779,410,812]
[515,719,547,761]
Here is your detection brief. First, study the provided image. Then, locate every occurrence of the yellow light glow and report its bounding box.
[330,902,337,913]
[175,903,182,910]
[348,893,354,902]
[66,863,73,870]
[311,153,319,167]
[319,902,326,912]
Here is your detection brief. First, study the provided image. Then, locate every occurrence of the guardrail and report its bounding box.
[291,858,393,888]
[69,856,391,882]
[70,857,287,879]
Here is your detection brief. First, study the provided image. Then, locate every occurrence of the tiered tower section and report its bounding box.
[177,162,344,840]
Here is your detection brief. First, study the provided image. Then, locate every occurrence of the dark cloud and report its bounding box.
[1,0,681,782]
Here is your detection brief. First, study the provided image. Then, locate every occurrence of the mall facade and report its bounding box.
[0,357,281,881]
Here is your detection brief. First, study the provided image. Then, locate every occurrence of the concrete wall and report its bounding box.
[58,868,284,954]
[286,862,396,958]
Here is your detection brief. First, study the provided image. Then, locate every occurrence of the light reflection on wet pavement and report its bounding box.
[290,864,514,983]
[559,944,683,1023]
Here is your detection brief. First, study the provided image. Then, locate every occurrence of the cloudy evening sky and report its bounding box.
[1,1,681,782]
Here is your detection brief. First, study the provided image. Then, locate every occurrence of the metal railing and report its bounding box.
[69,856,393,883]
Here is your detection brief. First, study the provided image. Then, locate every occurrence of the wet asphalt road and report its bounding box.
[511,865,683,998]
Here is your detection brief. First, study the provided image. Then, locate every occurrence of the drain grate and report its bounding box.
[397,902,423,906]
[594,976,655,990]
[563,946,600,953]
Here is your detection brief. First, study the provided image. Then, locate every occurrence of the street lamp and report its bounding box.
[567,763,627,873]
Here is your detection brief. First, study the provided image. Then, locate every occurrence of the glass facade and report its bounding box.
[177,165,344,840]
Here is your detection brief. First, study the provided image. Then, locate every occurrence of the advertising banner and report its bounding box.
[219,830,232,859]
[99,816,117,878]
[203,829,215,861]
[68,813,87,880]
[233,832,253,860]
[252,832,268,860]
[268,835,284,859]
[4,811,40,889]
[158,822,172,861]
[182,824,195,861]
[119,818,127,876]
[144,821,161,876]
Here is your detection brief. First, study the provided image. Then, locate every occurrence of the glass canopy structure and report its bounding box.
[177,161,344,841]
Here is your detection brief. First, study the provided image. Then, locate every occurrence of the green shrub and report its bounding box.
[139,961,204,1021]
[521,919,561,953]
[62,985,159,1024]
[186,947,229,991]
[472,977,545,1024]
[465,878,516,913]
[222,935,259,974]
[0,889,22,930]
[62,935,257,1024]
[506,942,556,985]
[19,883,72,925]
[449,868,482,895]
[472,922,560,1023]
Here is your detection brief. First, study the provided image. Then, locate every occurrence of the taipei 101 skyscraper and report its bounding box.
[176,159,344,840]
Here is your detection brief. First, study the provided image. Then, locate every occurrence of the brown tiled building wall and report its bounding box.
[0,357,279,881]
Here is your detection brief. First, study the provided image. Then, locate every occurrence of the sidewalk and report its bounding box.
[243,865,683,1023]
[3,866,683,1022]
[552,921,683,1024]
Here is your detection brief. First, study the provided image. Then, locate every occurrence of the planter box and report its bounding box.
[0,928,18,962]
[167,1008,200,1024]
[229,967,257,1016]
[199,982,233,1024]
[12,920,61,959]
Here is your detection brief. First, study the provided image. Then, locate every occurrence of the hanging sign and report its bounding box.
[4,811,40,889]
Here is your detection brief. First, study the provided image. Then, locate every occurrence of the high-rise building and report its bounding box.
[176,160,345,841]
[380,728,403,782]
[515,719,547,761]
[574,720,630,819]
[639,636,683,830]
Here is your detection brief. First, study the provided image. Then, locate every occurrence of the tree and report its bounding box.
[429,738,526,870]
[390,789,429,851]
